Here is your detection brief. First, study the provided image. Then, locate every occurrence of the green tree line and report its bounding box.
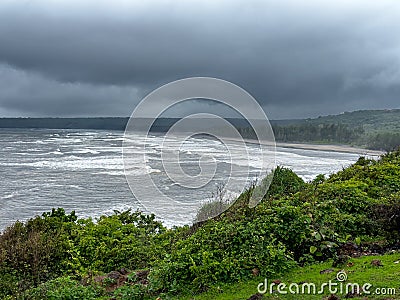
[239,123,400,151]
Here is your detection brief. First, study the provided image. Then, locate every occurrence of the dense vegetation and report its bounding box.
[272,123,365,144]
[300,109,400,132]
[241,109,400,151]
[1,150,400,299]
[271,123,400,151]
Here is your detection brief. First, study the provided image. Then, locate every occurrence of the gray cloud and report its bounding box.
[0,0,399,118]
[0,64,139,116]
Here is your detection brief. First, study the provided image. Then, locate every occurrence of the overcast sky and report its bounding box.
[0,0,399,119]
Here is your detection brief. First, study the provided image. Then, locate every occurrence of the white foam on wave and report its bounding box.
[123,165,162,176]
[90,146,122,153]
[11,156,124,171]
[0,192,19,200]
[97,171,126,176]
[51,149,64,155]
[71,149,101,155]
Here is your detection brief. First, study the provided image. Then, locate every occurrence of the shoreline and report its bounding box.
[275,142,385,156]
[223,136,385,156]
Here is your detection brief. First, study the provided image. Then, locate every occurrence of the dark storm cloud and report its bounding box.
[0,0,399,118]
[0,64,139,116]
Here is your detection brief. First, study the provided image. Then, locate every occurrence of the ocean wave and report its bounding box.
[70,149,101,155]
[0,192,19,200]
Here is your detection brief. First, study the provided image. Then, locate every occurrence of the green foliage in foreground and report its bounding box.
[18,276,104,300]
[1,151,400,299]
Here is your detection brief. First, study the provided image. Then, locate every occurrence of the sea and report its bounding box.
[0,129,377,231]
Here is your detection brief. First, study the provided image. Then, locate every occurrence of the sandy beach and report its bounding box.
[276,142,385,156]
[223,136,385,156]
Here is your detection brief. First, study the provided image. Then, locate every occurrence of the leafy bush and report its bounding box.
[71,210,167,273]
[0,208,77,295]
[150,219,294,293]
[113,283,147,300]
[23,276,102,300]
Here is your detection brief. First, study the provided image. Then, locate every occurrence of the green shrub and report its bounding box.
[23,276,102,300]
[149,218,295,293]
[0,209,77,296]
[113,283,147,300]
[71,211,166,272]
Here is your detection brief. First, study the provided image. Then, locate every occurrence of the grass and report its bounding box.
[171,253,400,300]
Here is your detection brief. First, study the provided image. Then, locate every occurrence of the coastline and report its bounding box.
[275,142,385,156]
[224,136,385,156]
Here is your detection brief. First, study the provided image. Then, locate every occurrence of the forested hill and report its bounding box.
[300,109,400,132]
[269,109,400,151]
